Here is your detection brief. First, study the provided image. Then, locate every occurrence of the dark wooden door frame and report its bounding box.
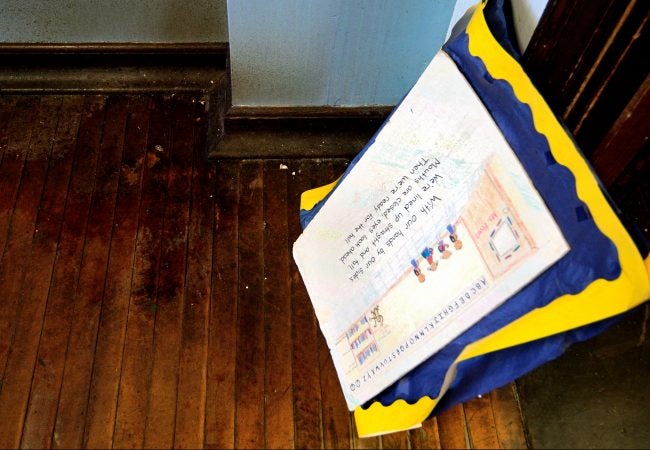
[523,0,649,187]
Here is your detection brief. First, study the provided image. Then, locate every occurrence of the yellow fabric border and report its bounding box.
[300,177,340,212]
[299,1,650,437]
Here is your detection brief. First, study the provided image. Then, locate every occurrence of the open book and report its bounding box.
[293,51,569,410]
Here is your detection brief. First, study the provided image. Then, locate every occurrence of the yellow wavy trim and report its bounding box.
[300,177,340,212]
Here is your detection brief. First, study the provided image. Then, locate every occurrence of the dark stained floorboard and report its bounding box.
[82,96,151,449]
[143,95,194,449]
[112,95,168,449]
[0,97,41,383]
[0,96,19,165]
[51,95,126,449]
[410,416,443,449]
[288,160,326,449]
[204,161,239,449]
[51,95,109,449]
[173,98,215,449]
[0,96,62,450]
[0,97,39,256]
[317,160,354,450]
[0,94,528,449]
[19,96,85,450]
[262,160,295,449]
[234,160,266,449]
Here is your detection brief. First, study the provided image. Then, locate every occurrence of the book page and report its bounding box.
[293,51,569,410]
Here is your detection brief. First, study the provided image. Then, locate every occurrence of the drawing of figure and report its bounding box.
[438,240,452,259]
[421,246,438,271]
[410,259,426,283]
[369,305,383,327]
[447,224,463,250]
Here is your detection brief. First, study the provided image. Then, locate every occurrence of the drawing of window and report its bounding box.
[488,213,521,261]
[346,315,380,367]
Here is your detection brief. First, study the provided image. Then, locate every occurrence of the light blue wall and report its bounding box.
[0,0,228,43]
[228,0,456,107]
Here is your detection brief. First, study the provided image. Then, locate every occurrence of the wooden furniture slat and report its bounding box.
[142,95,194,449]
[524,0,649,163]
[48,95,125,449]
[410,416,442,449]
[234,160,266,449]
[554,0,625,112]
[112,95,170,449]
[436,404,470,449]
[204,161,240,449]
[83,96,151,449]
[524,0,619,114]
[19,96,85,449]
[0,96,62,450]
[464,396,500,449]
[289,160,325,449]
[490,384,528,449]
[262,160,295,449]
[173,97,215,449]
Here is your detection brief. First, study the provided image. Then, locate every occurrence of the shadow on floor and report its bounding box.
[517,304,650,449]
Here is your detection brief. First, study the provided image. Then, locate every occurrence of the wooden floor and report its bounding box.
[0,94,528,449]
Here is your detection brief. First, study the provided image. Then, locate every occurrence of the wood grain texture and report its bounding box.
[0,96,62,450]
[262,160,295,449]
[143,95,194,449]
[19,96,85,450]
[490,384,528,449]
[0,97,39,254]
[51,95,127,449]
[83,96,150,449]
[20,95,105,449]
[410,417,442,449]
[317,160,353,450]
[0,96,19,163]
[204,161,239,449]
[464,396,500,449]
[0,95,531,449]
[0,97,41,383]
[112,94,168,449]
[590,74,650,187]
[437,404,470,449]
[289,161,325,449]
[173,97,215,449]
[524,0,649,171]
[381,430,411,449]
[234,160,266,449]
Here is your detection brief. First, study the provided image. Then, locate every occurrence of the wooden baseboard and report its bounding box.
[227,105,394,119]
[210,106,393,159]
[0,42,228,54]
[0,42,228,93]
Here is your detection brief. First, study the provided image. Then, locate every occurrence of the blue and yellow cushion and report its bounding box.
[299,0,650,437]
